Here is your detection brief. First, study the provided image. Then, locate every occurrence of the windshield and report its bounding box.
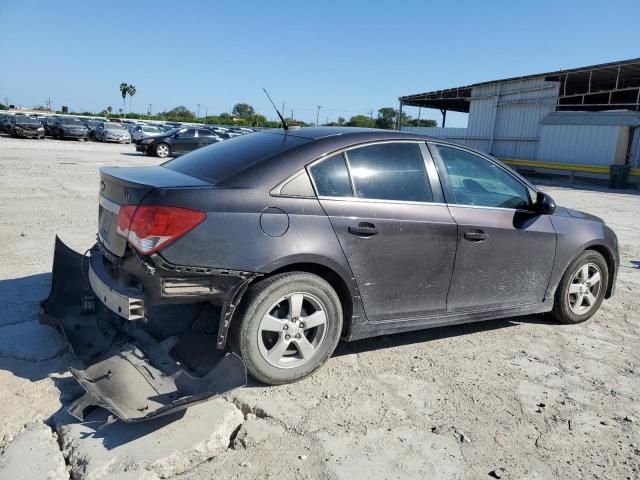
[105,123,125,130]
[17,116,40,124]
[142,126,161,133]
[61,117,83,125]
[164,132,309,184]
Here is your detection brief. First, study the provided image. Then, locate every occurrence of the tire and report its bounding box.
[229,272,343,385]
[154,143,170,158]
[552,250,608,324]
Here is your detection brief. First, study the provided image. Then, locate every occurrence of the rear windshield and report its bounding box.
[164,132,309,184]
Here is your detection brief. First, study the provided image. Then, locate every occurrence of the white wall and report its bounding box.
[537,125,622,165]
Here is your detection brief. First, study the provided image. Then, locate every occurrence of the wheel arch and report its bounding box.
[253,260,357,339]
[583,244,616,299]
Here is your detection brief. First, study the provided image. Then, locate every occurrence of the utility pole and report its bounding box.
[369,109,373,121]
[148,104,152,116]
[197,104,201,120]
[46,97,53,113]
[290,108,293,120]
[316,106,322,126]
[417,107,421,127]
[282,101,285,119]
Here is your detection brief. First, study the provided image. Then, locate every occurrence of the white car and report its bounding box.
[131,124,163,142]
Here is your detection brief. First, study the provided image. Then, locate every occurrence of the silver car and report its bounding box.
[95,122,132,143]
[131,124,163,142]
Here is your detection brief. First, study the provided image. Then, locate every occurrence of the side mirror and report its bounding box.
[535,191,556,215]
[173,133,180,138]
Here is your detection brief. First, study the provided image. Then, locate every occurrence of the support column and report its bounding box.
[397,100,403,130]
[440,109,447,128]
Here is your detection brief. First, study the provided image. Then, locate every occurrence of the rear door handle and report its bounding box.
[348,223,379,237]
[463,230,489,242]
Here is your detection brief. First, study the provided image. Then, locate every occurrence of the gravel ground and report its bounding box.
[0,134,638,480]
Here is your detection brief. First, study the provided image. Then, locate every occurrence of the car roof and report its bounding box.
[263,126,430,142]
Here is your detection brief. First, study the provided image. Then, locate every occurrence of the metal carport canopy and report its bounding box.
[399,57,640,113]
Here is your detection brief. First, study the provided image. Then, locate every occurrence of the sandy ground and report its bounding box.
[0,134,638,480]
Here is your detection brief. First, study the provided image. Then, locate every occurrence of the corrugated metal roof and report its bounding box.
[400,57,640,112]
[540,111,640,126]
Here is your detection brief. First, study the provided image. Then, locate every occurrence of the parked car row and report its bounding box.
[0,113,255,151]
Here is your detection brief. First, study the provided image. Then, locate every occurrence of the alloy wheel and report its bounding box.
[257,292,328,369]
[156,144,170,158]
[567,262,602,315]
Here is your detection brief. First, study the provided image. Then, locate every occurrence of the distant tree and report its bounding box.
[232,103,255,119]
[337,116,345,126]
[163,105,195,122]
[107,106,113,115]
[119,83,129,117]
[0,103,7,110]
[127,85,136,113]
[405,118,437,127]
[347,115,375,128]
[33,105,46,111]
[219,112,233,124]
[375,107,397,129]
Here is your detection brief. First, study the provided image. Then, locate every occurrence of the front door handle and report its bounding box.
[348,222,379,237]
[463,230,489,242]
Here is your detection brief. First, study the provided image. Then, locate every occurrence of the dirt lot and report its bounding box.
[0,134,638,480]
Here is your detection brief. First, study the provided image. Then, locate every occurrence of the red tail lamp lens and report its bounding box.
[116,205,205,254]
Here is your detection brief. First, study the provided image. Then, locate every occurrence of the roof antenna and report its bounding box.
[263,88,288,130]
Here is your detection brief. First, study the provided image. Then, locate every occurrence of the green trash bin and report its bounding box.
[609,164,631,189]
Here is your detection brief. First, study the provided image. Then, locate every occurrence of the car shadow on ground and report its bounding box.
[333,314,555,358]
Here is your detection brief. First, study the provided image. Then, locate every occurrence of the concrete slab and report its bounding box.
[0,422,69,480]
[56,398,243,479]
[0,321,66,361]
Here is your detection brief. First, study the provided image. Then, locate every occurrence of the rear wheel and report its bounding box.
[552,250,608,324]
[230,272,343,385]
[155,143,170,158]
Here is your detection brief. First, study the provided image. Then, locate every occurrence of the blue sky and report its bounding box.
[0,0,638,126]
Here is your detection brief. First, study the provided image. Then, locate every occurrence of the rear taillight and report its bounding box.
[116,205,206,254]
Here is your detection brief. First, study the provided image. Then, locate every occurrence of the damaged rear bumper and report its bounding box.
[40,237,252,424]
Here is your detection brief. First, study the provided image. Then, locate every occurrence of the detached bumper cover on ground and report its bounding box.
[39,237,247,423]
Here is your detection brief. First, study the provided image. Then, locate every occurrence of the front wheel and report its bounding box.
[154,143,170,158]
[552,250,608,324]
[230,272,343,385]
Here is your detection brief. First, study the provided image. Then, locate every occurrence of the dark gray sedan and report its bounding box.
[42,127,618,423]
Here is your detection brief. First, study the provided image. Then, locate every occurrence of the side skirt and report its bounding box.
[346,302,552,341]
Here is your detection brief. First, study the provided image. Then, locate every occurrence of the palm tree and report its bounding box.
[127,85,136,114]
[119,83,128,118]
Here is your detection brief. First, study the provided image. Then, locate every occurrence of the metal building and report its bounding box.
[399,58,640,184]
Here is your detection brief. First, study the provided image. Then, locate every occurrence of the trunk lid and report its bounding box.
[98,166,211,257]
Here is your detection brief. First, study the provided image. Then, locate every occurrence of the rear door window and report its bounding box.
[308,153,353,197]
[345,142,433,202]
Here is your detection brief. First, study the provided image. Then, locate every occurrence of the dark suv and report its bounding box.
[135,127,222,157]
[43,128,618,422]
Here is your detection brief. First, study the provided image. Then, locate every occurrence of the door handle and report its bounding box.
[463,230,489,242]
[348,222,379,237]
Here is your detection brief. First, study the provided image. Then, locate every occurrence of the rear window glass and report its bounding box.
[164,132,309,184]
